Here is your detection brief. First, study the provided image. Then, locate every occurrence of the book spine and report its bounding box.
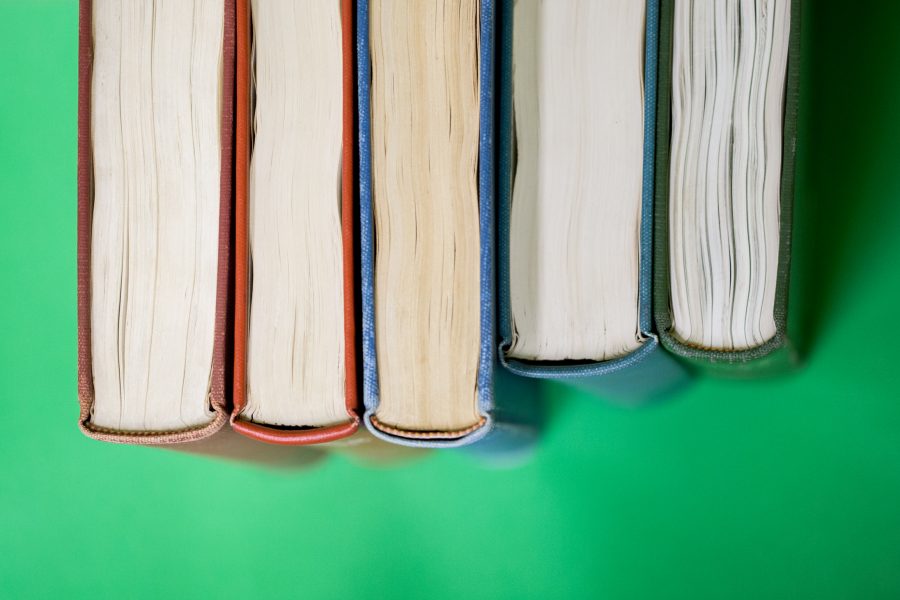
[653,0,802,373]
[77,0,233,444]
[229,0,360,445]
[358,0,498,448]
[495,0,685,403]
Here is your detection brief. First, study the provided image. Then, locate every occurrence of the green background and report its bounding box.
[2,1,899,598]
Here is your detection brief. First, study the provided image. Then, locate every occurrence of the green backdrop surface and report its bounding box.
[2,2,899,598]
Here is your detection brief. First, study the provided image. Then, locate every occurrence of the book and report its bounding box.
[357,0,489,446]
[496,0,684,401]
[77,0,236,444]
[230,0,360,444]
[653,0,801,374]
[358,0,542,448]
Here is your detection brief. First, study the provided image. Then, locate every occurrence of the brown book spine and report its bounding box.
[76,0,235,444]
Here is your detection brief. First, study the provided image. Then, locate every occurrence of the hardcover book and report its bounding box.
[230,0,361,444]
[77,0,236,445]
[653,0,802,375]
[496,0,683,402]
[358,0,537,448]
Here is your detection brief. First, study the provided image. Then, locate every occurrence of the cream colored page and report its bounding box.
[90,0,222,431]
[369,0,482,433]
[244,0,346,427]
[669,0,790,350]
[509,0,645,362]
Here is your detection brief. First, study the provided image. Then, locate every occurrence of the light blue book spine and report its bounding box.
[496,0,685,403]
[358,0,538,449]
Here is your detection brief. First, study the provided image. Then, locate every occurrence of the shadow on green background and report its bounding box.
[1,2,899,599]
[791,1,900,355]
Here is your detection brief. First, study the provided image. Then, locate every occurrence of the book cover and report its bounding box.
[76,0,235,444]
[652,0,802,376]
[356,0,534,448]
[230,0,361,444]
[495,0,685,403]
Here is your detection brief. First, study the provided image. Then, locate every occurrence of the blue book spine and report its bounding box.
[359,0,539,448]
[495,0,686,403]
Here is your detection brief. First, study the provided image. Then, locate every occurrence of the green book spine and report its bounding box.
[653,0,802,376]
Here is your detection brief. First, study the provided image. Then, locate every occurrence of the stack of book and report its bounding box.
[76,0,801,454]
